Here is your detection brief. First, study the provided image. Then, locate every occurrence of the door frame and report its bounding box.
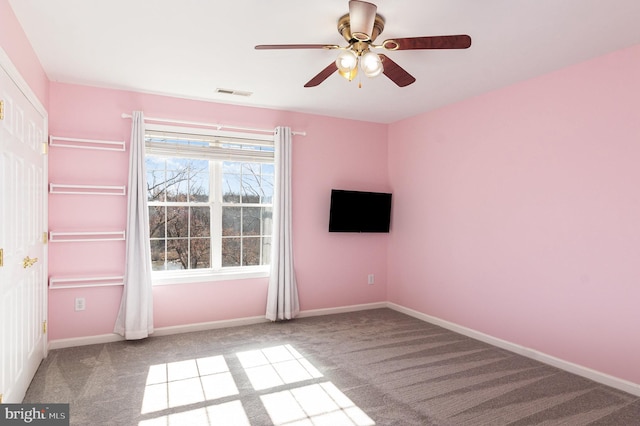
[0,46,49,359]
[0,48,47,123]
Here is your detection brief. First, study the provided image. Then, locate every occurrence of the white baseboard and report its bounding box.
[48,301,639,397]
[48,316,269,350]
[297,302,387,318]
[46,303,386,350]
[48,333,125,350]
[152,316,269,337]
[386,302,640,397]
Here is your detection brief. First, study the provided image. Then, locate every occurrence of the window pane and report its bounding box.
[190,206,210,237]
[190,238,210,269]
[189,172,209,202]
[222,207,241,236]
[261,163,275,175]
[149,206,166,238]
[150,239,166,271]
[242,207,261,236]
[146,157,166,202]
[166,207,189,238]
[242,237,260,266]
[242,173,261,203]
[166,170,188,201]
[222,162,241,173]
[261,174,274,203]
[222,238,240,267]
[167,239,188,270]
[242,180,262,204]
[222,172,241,203]
[187,159,209,202]
[242,163,261,175]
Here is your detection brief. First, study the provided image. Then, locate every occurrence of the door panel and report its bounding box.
[0,62,47,403]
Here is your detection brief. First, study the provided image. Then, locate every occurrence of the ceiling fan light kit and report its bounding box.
[336,50,358,76]
[255,0,472,88]
[360,51,383,78]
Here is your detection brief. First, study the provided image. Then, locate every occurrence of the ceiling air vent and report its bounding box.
[215,88,253,97]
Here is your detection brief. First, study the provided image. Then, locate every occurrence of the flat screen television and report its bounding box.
[329,189,392,233]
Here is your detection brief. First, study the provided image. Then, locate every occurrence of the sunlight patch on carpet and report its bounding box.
[237,344,323,391]
[139,345,374,425]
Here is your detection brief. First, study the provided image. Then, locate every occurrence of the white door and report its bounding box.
[0,58,48,403]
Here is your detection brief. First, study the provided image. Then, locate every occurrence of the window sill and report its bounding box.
[151,267,270,286]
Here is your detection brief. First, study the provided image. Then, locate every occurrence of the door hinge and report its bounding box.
[0,393,3,403]
[0,248,3,267]
[0,99,4,120]
[42,142,48,155]
[42,320,47,334]
[43,232,49,244]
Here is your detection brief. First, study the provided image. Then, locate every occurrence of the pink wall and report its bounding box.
[7,0,638,386]
[0,0,48,107]
[47,82,389,340]
[388,44,640,384]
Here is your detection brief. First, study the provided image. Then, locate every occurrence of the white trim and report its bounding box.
[45,299,639,397]
[48,316,269,350]
[47,302,385,349]
[152,316,269,337]
[386,302,640,397]
[48,333,124,350]
[0,46,47,119]
[296,302,388,318]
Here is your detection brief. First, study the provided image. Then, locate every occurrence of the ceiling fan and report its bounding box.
[255,0,472,88]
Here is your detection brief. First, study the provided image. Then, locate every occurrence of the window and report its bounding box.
[144,125,274,282]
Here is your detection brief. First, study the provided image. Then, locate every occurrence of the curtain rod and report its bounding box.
[121,113,306,136]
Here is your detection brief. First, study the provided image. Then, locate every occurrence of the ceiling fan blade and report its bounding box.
[255,44,338,50]
[383,35,472,51]
[349,0,377,41]
[379,54,416,87]
[304,62,339,88]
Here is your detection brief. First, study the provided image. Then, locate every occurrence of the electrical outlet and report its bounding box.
[75,297,86,311]
[368,274,375,285]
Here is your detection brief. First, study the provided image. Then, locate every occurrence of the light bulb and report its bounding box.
[360,51,383,78]
[336,50,358,73]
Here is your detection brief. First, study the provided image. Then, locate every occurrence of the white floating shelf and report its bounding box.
[49,183,126,196]
[49,275,125,289]
[49,135,126,152]
[49,231,126,243]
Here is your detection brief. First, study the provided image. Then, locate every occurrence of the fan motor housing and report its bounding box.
[337,13,385,43]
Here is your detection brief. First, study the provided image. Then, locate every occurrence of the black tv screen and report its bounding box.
[329,189,392,233]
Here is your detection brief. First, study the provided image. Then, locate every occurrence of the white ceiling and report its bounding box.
[9,0,640,124]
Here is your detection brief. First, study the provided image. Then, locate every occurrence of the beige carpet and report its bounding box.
[24,309,640,425]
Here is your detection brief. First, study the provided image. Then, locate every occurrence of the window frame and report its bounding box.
[144,124,275,285]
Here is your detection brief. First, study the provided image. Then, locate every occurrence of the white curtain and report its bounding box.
[266,127,300,321]
[114,111,154,339]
